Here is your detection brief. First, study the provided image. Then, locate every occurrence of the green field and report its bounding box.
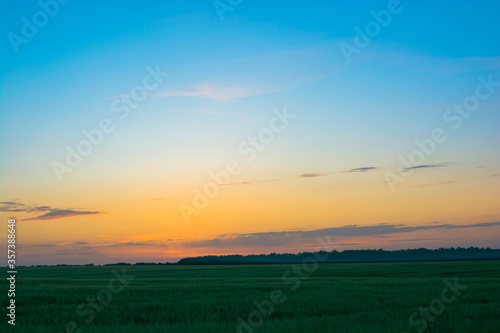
[2,260,500,332]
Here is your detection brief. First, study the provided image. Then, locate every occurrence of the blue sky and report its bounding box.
[1,0,499,264]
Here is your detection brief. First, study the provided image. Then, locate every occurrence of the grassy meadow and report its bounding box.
[2,260,499,332]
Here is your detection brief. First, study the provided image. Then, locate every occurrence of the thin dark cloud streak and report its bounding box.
[0,202,54,213]
[218,173,325,186]
[0,201,103,221]
[413,181,456,188]
[217,167,379,187]
[404,162,453,172]
[298,173,322,178]
[22,210,103,221]
[345,167,377,173]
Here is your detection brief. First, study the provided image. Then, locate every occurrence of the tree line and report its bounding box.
[176,247,500,265]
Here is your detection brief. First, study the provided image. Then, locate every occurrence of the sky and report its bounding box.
[0,0,499,265]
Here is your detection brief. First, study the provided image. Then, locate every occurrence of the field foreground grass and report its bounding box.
[2,260,499,332]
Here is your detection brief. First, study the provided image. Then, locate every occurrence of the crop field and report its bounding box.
[2,260,500,332]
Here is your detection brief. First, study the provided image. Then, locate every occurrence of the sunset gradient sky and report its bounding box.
[1,0,499,265]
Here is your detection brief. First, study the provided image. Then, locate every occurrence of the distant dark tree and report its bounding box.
[176,247,500,265]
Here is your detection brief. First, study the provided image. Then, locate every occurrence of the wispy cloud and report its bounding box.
[367,51,500,74]
[403,162,453,172]
[182,221,500,249]
[22,210,104,221]
[158,83,281,101]
[167,108,246,117]
[220,178,280,186]
[298,173,322,178]
[0,202,53,213]
[381,238,438,243]
[0,201,103,221]
[222,172,328,186]
[104,241,167,248]
[157,45,340,103]
[345,167,377,173]
[55,241,89,246]
[413,181,457,188]
[220,168,380,187]
[21,221,500,263]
